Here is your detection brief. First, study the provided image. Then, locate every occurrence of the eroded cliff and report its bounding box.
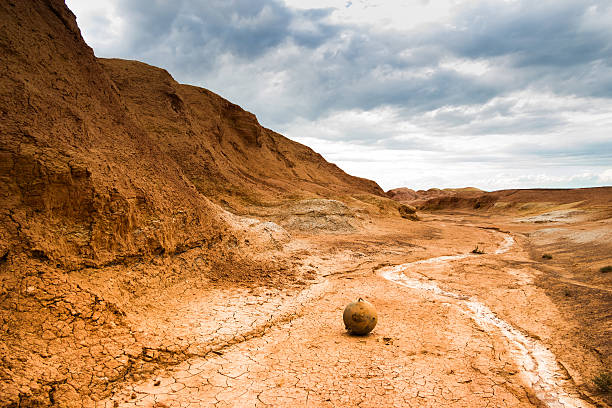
[0,0,387,404]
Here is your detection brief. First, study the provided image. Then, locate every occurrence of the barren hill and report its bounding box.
[0,0,386,404]
[99,58,383,212]
[389,186,612,213]
[0,0,384,270]
[387,186,483,204]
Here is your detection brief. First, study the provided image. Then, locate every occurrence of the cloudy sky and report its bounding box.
[66,0,612,191]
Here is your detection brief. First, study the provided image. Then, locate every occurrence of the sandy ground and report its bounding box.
[82,209,612,408]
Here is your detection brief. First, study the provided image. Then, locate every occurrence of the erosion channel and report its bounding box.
[98,211,607,408]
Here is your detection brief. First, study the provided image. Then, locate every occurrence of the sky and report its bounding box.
[65,0,612,191]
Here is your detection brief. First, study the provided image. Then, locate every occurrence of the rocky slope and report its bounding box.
[387,186,482,206]
[0,0,385,271]
[0,0,387,405]
[99,58,383,212]
[389,186,612,213]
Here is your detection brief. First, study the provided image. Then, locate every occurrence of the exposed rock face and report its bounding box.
[278,199,359,232]
[0,0,232,270]
[387,187,418,202]
[99,58,384,211]
[0,1,242,404]
[0,0,385,270]
[0,0,386,405]
[398,204,419,221]
[412,187,612,212]
[387,187,483,207]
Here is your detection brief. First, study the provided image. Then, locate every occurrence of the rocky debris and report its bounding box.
[228,213,292,248]
[276,199,360,233]
[398,204,419,221]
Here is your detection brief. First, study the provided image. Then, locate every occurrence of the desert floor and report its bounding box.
[95,208,611,408]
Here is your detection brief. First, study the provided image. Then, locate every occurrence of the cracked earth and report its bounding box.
[88,211,610,408]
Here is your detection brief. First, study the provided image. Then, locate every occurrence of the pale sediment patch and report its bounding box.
[380,234,592,408]
[495,235,515,254]
[516,210,585,224]
[506,268,534,285]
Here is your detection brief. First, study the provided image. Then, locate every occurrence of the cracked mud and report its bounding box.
[91,215,607,408]
[381,233,589,408]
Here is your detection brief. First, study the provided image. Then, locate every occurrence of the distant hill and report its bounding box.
[388,186,612,212]
[387,186,483,204]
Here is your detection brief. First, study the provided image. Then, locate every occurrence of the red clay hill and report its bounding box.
[0,0,386,404]
[0,0,384,270]
[388,186,612,212]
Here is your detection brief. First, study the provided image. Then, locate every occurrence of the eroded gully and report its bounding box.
[379,234,592,408]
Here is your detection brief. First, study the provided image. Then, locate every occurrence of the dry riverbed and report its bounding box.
[91,211,610,407]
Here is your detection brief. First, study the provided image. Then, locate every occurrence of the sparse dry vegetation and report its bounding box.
[593,371,611,393]
[600,265,612,273]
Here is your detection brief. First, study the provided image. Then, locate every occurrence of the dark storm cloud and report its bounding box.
[90,0,612,140]
[116,0,335,61]
[431,0,612,99]
[444,1,612,68]
[510,140,612,163]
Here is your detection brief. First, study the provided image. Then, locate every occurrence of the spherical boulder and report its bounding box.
[343,298,377,335]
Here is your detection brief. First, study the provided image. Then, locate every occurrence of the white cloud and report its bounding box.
[282,0,456,30]
[439,57,491,76]
[599,169,612,183]
[66,0,126,55]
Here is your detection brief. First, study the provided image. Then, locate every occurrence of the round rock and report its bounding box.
[343,298,377,335]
